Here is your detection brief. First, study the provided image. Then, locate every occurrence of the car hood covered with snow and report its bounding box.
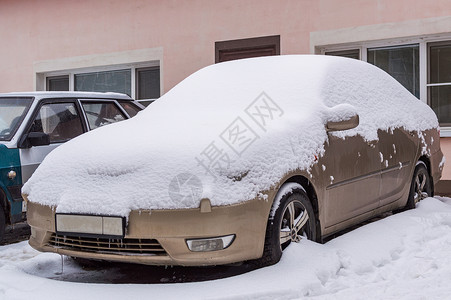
[23,55,438,216]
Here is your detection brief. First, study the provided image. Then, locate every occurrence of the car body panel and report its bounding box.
[26,123,443,265]
[19,144,61,184]
[27,197,273,266]
[0,145,22,220]
[323,134,381,227]
[378,128,418,207]
[422,128,444,188]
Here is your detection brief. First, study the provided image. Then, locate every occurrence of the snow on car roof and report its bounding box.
[23,55,438,216]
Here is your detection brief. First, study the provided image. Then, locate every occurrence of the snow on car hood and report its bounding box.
[23,55,438,216]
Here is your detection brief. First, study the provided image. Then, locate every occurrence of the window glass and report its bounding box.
[118,101,141,117]
[0,97,32,141]
[430,43,451,84]
[368,45,419,98]
[47,76,69,91]
[136,99,155,107]
[30,103,83,143]
[429,86,451,126]
[44,64,161,100]
[81,102,126,130]
[75,69,131,96]
[429,42,451,126]
[136,67,160,99]
[325,49,360,60]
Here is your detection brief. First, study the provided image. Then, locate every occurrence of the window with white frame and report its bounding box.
[326,45,420,98]
[46,65,160,100]
[75,69,131,96]
[136,67,160,99]
[46,75,69,91]
[368,45,419,98]
[428,41,451,127]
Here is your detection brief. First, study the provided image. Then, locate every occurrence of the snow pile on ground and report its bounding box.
[22,55,438,216]
[1,197,450,299]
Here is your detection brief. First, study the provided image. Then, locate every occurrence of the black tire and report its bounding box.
[256,187,316,267]
[405,162,432,210]
[0,205,5,242]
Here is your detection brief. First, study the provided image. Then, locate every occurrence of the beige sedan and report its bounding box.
[25,55,444,267]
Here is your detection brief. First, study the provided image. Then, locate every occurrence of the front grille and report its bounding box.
[48,234,167,256]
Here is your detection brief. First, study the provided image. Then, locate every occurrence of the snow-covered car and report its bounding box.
[24,56,444,267]
[0,92,143,241]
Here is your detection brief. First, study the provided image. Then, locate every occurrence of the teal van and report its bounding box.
[0,92,143,240]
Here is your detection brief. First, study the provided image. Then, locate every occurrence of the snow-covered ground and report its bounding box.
[1,196,451,300]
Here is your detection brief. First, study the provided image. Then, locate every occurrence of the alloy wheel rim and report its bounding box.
[279,200,309,248]
[413,170,429,204]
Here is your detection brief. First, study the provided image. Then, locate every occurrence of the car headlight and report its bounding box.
[186,234,235,252]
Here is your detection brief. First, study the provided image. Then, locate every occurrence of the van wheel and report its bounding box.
[256,187,316,267]
[405,162,431,210]
[0,205,5,242]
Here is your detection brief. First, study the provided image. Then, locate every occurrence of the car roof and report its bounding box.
[0,91,133,101]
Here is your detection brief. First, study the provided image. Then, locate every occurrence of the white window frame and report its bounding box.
[34,48,164,99]
[318,35,451,137]
[42,63,159,99]
[427,41,451,130]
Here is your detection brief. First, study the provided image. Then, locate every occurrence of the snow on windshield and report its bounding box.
[22,55,438,216]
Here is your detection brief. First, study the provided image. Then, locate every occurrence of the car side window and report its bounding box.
[29,102,84,143]
[118,101,141,117]
[81,102,126,130]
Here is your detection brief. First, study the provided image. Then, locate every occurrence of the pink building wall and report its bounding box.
[2,0,451,92]
[0,0,450,181]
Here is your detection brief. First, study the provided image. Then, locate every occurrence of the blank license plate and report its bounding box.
[55,214,124,237]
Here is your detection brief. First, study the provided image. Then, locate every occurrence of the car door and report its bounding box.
[378,128,418,206]
[323,134,381,228]
[19,100,86,183]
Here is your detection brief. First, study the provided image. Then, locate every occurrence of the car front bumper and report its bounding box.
[26,197,272,266]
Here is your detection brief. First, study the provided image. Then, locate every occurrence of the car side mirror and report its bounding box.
[18,132,50,148]
[326,114,359,132]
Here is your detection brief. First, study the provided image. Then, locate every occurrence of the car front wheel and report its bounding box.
[257,186,316,267]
